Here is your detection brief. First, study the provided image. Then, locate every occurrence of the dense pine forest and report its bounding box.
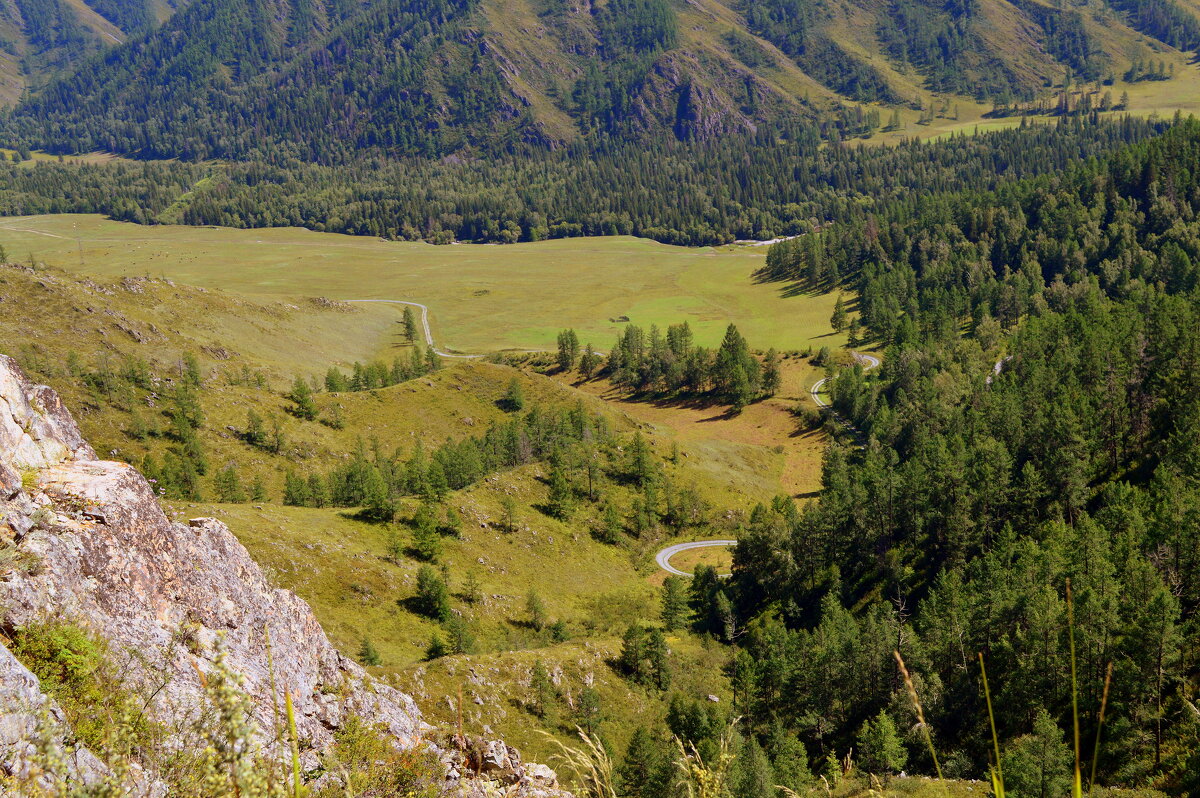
[670,118,1200,794]
[0,117,1167,245]
[763,115,1200,342]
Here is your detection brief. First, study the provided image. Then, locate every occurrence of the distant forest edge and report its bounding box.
[0,117,1171,247]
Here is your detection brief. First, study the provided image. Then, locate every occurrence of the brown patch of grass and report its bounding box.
[562,355,829,500]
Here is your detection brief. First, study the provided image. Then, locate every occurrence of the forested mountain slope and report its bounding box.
[721,117,1200,794]
[0,0,184,106]
[8,0,1200,161]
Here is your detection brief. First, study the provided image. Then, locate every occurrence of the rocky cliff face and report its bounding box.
[0,354,568,796]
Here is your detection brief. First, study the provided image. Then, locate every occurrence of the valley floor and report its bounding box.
[0,224,844,767]
[0,214,844,354]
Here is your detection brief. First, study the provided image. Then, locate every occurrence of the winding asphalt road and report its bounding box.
[655,540,738,577]
[809,351,880,408]
[653,352,883,575]
[349,296,866,577]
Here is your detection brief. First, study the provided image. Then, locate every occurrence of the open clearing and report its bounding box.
[669,545,734,575]
[564,355,831,499]
[0,214,844,355]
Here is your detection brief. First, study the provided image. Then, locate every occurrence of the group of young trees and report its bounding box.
[20,340,284,504]
[611,570,818,797]
[619,624,671,690]
[413,564,477,660]
[600,322,780,410]
[1124,56,1174,82]
[62,349,230,503]
[279,399,613,517]
[987,86,1129,120]
[132,355,212,501]
[321,345,441,395]
[556,328,601,375]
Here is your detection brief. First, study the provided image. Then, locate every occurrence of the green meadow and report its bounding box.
[0,214,843,354]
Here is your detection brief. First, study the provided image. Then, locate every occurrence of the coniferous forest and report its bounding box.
[0,117,1167,246]
[710,119,1200,793]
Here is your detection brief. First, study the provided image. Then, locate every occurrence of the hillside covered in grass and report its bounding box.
[0,261,807,773]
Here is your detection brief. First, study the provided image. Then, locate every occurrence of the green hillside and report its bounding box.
[9,0,1200,160]
[0,0,185,105]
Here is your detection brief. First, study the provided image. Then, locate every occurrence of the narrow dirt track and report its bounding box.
[344,298,605,360]
[343,299,482,358]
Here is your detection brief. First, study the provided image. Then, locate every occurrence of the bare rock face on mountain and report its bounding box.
[0,354,569,796]
[0,357,95,496]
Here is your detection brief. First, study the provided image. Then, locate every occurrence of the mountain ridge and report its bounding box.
[7,0,1200,161]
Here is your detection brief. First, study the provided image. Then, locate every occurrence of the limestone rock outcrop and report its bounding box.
[0,354,569,796]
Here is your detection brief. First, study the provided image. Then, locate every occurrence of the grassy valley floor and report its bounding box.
[0,240,842,767]
[0,214,844,354]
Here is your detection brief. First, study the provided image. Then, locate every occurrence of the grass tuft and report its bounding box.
[539,727,618,798]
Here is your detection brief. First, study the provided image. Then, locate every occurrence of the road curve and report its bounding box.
[809,351,880,409]
[343,299,483,359]
[655,539,738,577]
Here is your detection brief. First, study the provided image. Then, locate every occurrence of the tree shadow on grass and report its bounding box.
[695,407,743,423]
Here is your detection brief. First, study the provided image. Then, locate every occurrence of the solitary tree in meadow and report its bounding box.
[412,504,442,561]
[527,590,548,632]
[214,464,246,503]
[579,344,601,378]
[358,637,381,666]
[761,348,781,397]
[547,458,574,520]
[288,376,318,420]
[414,565,451,621]
[425,633,449,660]
[503,377,525,412]
[244,409,266,447]
[403,305,418,343]
[557,328,580,371]
[529,660,557,719]
[661,576,688,630]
